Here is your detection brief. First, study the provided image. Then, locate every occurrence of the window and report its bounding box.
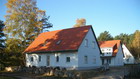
[39,56,41,62]
[102,53,104,56]
[85,39,88,47]
[56,40,61,45]
[93,58,96,64]
[107,59,111,64]
[102,59,104,65]
[126,59,129,62]
[92,41,95,48]
[102,49,104,52]
[43,40,48,46]
[56,56,59,62]
[66,57,70,62]
[84,56,88,64]
[31,57,34,62]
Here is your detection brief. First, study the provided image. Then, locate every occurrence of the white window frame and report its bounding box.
[31,57,34,62]
[39,56,41,62]
[85,39,88,47]
[66,57,70,63]
[56,56,59,62]
[92,41,95,48]
[84,55,88,64]
[93,58,96,64]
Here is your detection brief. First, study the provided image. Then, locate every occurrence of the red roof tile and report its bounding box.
[99,40,121,56]
[24,26,91,53]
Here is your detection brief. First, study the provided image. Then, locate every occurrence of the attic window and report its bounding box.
[85,39,88,47]
[43,40,48,46]
[56,40,61,45]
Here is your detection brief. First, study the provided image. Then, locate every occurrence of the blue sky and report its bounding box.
[0,0,140,37]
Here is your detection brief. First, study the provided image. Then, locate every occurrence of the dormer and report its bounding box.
[100,41,117,57]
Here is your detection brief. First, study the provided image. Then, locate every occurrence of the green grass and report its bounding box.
[0,76,17,79]
[43,76,72,79]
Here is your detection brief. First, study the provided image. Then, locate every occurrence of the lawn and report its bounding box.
[0,76,17,79]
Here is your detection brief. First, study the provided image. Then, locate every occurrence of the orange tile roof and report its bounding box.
[99,40,121,56]
[24,25,91,53]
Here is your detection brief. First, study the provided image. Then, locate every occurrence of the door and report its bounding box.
[46,56,50,66]
[102,59,104,65]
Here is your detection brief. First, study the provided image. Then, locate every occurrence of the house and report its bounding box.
[122,44,135,64]
[99,40,124,66]
[24,25,102,70]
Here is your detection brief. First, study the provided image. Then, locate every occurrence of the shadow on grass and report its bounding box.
[0,76,19,79]
[41,76,72,79]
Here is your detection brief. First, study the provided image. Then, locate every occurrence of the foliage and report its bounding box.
[73,18,86,27]
[132,30,140,57]
[0,20,5,70]
[114,33,134,48]
[0,76,16,79]
[4,0,52,47]
[3,0,52,67]
[0,20,5,49]
[98,30,140,58]
[97,31,113,41]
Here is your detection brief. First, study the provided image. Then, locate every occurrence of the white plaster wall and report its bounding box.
[101,47,113,53]
[78,28,102,69]
[113,45,124,66]
[122,44,135,64]
[101,48,112,56]
[26,53,39,67]
[26,52,78,69]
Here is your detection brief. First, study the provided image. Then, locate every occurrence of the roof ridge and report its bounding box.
[99,40,121,42]
[42,25,92,34]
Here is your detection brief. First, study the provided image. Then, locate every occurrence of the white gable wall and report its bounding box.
[112,45,124,66]
[122,44,135,64]
[78,28,101,70]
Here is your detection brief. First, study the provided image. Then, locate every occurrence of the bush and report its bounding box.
[0,63,5,71]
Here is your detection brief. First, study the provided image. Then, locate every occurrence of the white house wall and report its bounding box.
[122,44,135,64]
[113,45,124,66]
[26,52,78,69]
[78,28,101,70]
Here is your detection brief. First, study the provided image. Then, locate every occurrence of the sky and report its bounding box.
[0,0,140,37]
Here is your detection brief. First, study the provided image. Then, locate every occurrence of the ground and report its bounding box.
[0,66,136,79]
[90,67,125,79]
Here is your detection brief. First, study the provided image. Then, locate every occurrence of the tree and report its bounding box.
[132,30,140,58]
[114,33,134,47]
[73,18,86,27]
[0,20,5,50]
[4,0,52,66]
[0,20,5,70]
[4,0,52,48]
[98,31,113,41]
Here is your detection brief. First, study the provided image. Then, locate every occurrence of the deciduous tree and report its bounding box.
[73,18,86,27]
[4,0,52,48]
[3,0,52,66]
[132,30,140,58]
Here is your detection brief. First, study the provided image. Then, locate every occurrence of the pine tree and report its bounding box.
[0,20,5,50]
[98,31,113,41]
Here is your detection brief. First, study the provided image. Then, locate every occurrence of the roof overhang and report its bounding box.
[101,56,114,58]
[25,49,78,54]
